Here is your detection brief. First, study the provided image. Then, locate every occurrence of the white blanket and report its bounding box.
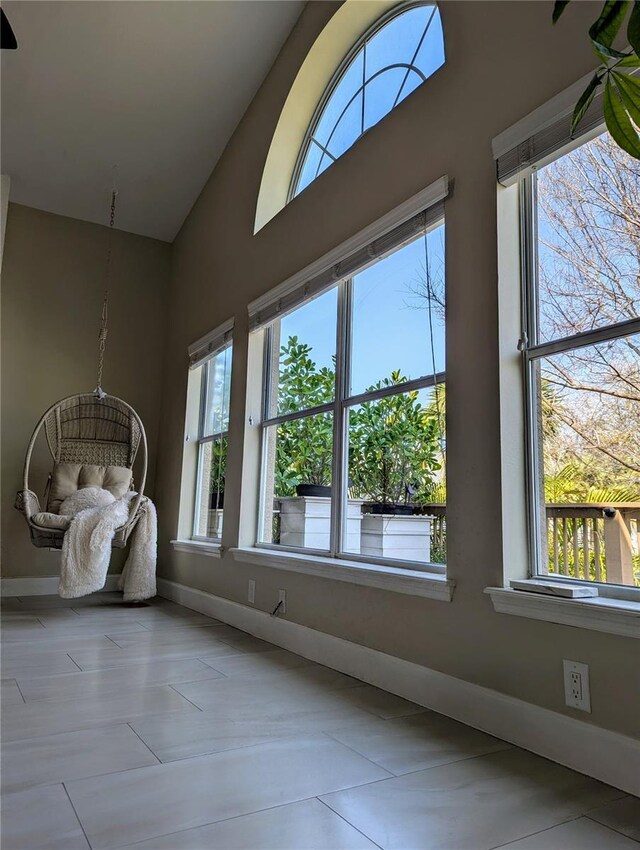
[58,491,157,602]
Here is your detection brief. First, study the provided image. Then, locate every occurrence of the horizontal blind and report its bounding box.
[497,88,606,186]
[249,192,447,331]
[188,318,234,369]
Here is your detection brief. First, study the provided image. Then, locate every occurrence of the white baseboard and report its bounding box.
[1,575,121,597]
[157,577,640,796]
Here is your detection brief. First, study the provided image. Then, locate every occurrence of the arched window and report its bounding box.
[291,2,444,199]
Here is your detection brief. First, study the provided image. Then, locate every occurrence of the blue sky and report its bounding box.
[278,225,445,397]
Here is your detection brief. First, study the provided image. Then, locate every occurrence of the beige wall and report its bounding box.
[154,0,640,740]
[1,203,171,577]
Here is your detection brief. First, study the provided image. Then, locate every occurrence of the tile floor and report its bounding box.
[1,592,638,850]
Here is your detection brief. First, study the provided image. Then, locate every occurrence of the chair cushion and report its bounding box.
[32,512,72,531]
[47,463,132,513]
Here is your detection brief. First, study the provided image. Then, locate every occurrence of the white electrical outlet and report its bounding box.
[278,589,287,615]
[247,580,256,604]
[563,660,591,712]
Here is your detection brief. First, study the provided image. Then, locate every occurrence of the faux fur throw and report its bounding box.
[58,488,157,602]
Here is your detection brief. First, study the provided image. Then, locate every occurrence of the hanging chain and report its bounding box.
[95,189,117,395]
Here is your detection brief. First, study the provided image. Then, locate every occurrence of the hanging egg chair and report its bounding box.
[16,393,148,549]
[15,186,149,550]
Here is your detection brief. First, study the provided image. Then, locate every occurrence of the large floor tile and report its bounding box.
[0,783,89,849]
[131,703,385,761]
[201,647,315,678]
[320,748,625,850]
[1,651,81,678]
[172,665,359,711]
[1,723,159,792]
[17,657,225,702]
[16,591,124,608]
[1,677,24,705]
[66,735,391,849]
[496,816,640,849]
[220,634,280,653]
[327,711,511,775]
[122,798,379,850]
[107,623,244,650]
[2,633,118,658]
[587,795,640,842]
[67,639,245,671]
[0,596,26,611]
[1,684,198,742]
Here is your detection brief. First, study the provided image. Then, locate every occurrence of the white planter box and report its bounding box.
[279,496,362,552]
[361,513,432,563]
[207,509,223,538]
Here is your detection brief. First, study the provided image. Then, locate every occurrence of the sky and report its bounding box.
[278,225,446,399]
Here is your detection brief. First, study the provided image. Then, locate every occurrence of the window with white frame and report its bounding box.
[291,1,445,199]
[521,129,640,589]
[192,340,233,541]
[257,216,447,571]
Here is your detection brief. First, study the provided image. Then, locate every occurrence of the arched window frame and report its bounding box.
[289,0,443,201]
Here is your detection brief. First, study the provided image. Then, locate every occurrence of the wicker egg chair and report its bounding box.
[16,392,148,549]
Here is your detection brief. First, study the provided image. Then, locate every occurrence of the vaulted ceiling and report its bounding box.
[1,1,304,241]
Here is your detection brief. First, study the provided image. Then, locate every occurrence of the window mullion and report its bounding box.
[330,280,351,557]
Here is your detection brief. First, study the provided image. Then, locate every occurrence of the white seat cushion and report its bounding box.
[47,464,132,513]
[32,512,72,531]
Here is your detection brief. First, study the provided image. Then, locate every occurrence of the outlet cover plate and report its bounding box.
[563,659,591,712]
[247,580,256,604]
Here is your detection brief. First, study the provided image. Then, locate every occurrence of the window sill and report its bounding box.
[485,586,640,639]
[229,547,454,601]
[170,539,222,558]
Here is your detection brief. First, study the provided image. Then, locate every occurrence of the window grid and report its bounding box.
[289,1,442,200]
[258,271,446,572]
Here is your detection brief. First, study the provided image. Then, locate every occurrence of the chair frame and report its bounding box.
[16,392,148,549]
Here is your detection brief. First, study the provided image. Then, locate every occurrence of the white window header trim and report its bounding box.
[188,317,234,369]
[248,175,448,330]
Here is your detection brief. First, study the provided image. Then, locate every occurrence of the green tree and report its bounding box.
[349,372,442,506]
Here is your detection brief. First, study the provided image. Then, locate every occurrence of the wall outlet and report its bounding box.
[278,589,287,615]
[563,660,591,712]
[247,580,256,604]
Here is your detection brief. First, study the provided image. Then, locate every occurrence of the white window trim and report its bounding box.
[485,586,640,640]
[171,539,222,558]
[230,547,454,601]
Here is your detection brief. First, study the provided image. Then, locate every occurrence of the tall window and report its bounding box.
[258,222,446,570]
[291,2,445,198]
[193,341,233,540]
[522,130,640,589]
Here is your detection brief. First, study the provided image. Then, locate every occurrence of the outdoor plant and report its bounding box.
[275,337,334,494]
[349,372,442,508]
[553,1,640,158]
[209,437,227,507]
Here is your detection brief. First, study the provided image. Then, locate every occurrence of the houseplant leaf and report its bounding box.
[603,77,640,156]
[571,73,603,133]
[552,0,571,23]
[612,70,640,125]
[628,0,640,53]
[589,0,629,47]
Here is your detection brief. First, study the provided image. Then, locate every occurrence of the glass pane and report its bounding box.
[344,386,446,563]
[536,131,640,342]
[314,50,364,147]
[194,437,227,539]
[350,226,445,396]
[203,345,232,437]
[532,335,640,586]
[410,8,445,81]
[260,412,334,551]
[324,91,363,160]
[364,6,429,81]
[364,67,408,131]
[269,288,337,418]
[295,140,324,195]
